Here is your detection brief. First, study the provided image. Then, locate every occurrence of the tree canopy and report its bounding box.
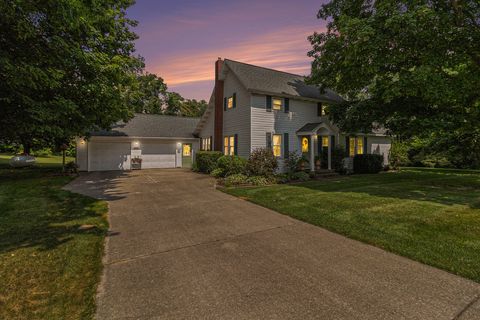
[0,0,143,153]
[308,0,480,167]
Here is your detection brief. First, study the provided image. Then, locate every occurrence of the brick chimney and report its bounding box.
[214,58,224,151]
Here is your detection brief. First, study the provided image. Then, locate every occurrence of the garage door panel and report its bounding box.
[90,142,131,171]
[141,142,176,155]
[141,154,176,169]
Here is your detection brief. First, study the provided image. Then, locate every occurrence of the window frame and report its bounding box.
[322,136,329,147]
[227,96,234,109]
[349,137,356,157]
[356,137,364,155]
[272,97,283,111]
[272,134,282,157]
[224,135,235,155]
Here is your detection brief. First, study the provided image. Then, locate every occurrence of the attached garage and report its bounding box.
[76,114,200,172]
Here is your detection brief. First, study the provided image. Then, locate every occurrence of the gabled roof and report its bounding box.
[90,114,200,138]
[222,59,344,103]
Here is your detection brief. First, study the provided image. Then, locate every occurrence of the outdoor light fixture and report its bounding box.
[177,142,181,147]
[80,139,85,145]
[133,141,139,146]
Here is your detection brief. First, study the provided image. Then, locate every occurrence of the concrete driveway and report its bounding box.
[65,169,480,319]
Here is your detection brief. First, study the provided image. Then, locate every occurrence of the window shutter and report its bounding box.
[210,136,213,151]
[234,134,238,155]
[266,95,272,112]
[266,132,272,148]
[331,135,335,150]
[284,98,289,113]
[345,136,350,155]
[318,135,323,155]
[363,136,367,154]
[283,133,289,158]
[224,97,227,111]
[233,93,237,108]
[317,102,322,117]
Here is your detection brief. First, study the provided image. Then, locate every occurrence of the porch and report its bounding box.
[296,122,336,172]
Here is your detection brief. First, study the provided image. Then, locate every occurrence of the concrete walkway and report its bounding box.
[65,169,480,320]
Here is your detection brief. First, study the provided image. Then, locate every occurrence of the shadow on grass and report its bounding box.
[0,168,119,254]
[288,170,480,209]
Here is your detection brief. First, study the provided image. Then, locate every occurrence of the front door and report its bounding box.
[182,143,192,168]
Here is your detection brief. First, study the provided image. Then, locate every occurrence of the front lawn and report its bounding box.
[0,153,74,168]
[0,159,108,318]
[225,168,480,283]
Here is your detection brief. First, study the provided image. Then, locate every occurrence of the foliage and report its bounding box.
[180,99,208,118]
[217,155,247,177]
[246,176,272,186]
[389,140,410,169]
[132,73,167,114]
[65,161,79,175]
[353,154,384,174]
[289,171,310,182]
[284,151,303,173]
[331,147,348,173]
[210,168,224,178]
[225,169,480,283]
[308,0,480,167]
[224,173,249,187]
[0,0,143,154]
[246,148,278,177]
[195,151,223,173]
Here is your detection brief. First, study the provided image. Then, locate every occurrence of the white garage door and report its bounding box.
[89,142,131,171]
[141,141,176,169]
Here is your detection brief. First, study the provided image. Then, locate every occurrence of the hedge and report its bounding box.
[353,154,384,174]
[194,151,223,173]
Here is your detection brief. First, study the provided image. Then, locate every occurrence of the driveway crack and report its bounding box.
[452,294,480,320]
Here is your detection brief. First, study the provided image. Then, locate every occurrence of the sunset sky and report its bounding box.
[127,0,327,101]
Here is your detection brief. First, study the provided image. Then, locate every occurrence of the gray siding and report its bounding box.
[223,69,251,158]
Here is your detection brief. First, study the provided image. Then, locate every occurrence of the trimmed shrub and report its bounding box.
[225,173,249,187]
[246,175,271,186]
[289,171,310,181]
[217,155,247,177]
[246,148,278,177]
[353,154,384,174]
[210,168,224,178]
[195,151,223,173]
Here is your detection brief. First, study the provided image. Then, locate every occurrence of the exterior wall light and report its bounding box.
[80,139,85,145]
[133,141,140,146]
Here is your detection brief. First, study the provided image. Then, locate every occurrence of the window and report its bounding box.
[273,98,282,110]
[322,136,329,147]
[349,137,356,157]
[302,137,309,153]
[227,97,233,109]
[272,134,282,157]
[182,144,191,156]
[357,137,364,155]
[201,137,212,151]
[224,136,235,155]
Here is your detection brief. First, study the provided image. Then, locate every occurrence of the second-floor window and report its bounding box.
[224,136,235,155]
[227,97,233,109]
[273,98,282,110]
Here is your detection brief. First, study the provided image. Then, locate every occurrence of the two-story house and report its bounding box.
[75,58,390,172]
[194,58,391,172]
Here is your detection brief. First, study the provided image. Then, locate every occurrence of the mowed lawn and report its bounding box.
[225,168,480,283]
[0,154,108,319]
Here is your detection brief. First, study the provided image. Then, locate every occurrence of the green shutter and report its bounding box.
[364,136,367,154]
[345,136,350,155]
[266,132,272,148]
[233,93,236,108]
[224,97,227,111]
[284,98,289,113]
[331,135,335,150]
[317,102,322,116]
[283,133,289,158]
[234,134,238,155]
[266,95,272,112]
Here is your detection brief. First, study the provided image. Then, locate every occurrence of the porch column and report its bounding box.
[328,135,332,170]
[310,134,315,172]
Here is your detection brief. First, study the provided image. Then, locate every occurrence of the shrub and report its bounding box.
[275,173,290,184]
[210,168,224,178]
[246,148,278,177]
[195,151,223,173]
[224,173,249,187]
[246,175,271,186]
[217,155,247,177]
[353,154,384,174]
[64,161,79,175]
[289,171,310,181]
[285,151,302,173]
[389,140,410,169]
[332,147,348,173]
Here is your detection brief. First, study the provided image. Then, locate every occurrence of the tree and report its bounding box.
[308,0,480,167]
[0,0,143,154]
[164,92,184,116]
[180,99,208,117]
[131,73,167,114]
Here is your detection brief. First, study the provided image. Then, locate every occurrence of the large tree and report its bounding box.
[0,0,143,153]
[132,73,167,114]
[308,0,480,167]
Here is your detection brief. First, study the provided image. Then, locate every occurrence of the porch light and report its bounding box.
[80,139,85,145]
[133,141,139,146]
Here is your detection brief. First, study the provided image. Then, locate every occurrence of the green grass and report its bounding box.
[225,168,480,283]
[0,153,74,168]
[0,156,108,319]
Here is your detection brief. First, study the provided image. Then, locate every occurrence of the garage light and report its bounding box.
[177,142,181,147]
[80,139,85,145]
[133,141,139,146]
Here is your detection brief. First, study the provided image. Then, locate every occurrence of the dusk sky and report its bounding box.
[127,0,328,101]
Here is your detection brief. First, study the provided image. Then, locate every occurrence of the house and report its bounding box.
[76,58,391,172]
[194,58,391,172]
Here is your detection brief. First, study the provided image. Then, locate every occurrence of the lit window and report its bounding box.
[207,137,211,151]
[224,136,236,155]
[227,97,233,109]
[273,98,282,110]
[322,136,329,147]
[302,137,309,153]
[357,137,364,155]
[349,137,356,157]
[272,134,282,157]
[182,144,191,156]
